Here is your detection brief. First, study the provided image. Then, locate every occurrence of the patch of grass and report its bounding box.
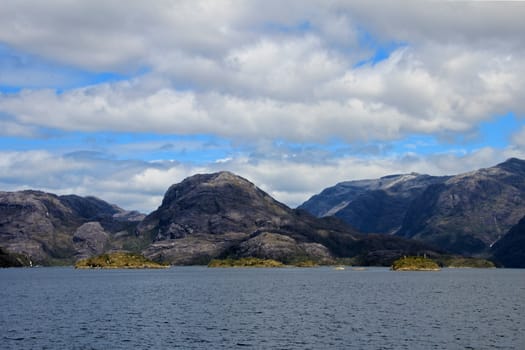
[75,252,169,269]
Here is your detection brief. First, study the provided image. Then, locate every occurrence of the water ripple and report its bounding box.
[0,267,524,349]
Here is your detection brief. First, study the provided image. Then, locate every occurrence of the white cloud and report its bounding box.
[2,147,524,213]
[1,0,525,211]
[511,126,525,148]
[0,0,248,72]
[336,1,525,49]
[0,1,523,146]
[0,118,39,137]
[2,43,523,144]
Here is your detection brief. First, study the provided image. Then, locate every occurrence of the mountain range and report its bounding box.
[1,158,524,267]
[0,172,437,267]
[300,158,525,260]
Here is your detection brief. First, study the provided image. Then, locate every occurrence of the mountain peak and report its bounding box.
[496,157,525,174]
[203,171,254,187]
[141,171,290,243]
[501,157,524,164]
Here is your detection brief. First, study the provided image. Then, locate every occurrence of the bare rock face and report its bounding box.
[138,172,292,241]
[235,232,333,263]
[73,222,110,259]
[0,191,77,263]
[0,191,142,264]
[143,233,247,265]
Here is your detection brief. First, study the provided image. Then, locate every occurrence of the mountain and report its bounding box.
[137,172,348,264]
[299,173,448,234]
[137,171,437,265]
[0,172,441,266]
[0,190,144,264]
[300,158,525,256]
[491,216,525,268]
[397,158,525,254]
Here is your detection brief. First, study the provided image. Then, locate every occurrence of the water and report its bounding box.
[1,267,524,349]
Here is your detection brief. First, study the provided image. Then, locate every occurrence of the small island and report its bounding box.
[75,252,169,269]
[391,256,441,271]
[438,256,495,268]
[208,257,284,268]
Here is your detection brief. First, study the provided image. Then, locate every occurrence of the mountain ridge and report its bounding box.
[299,158,525,258]
[137,171,440,265]
[3,161,522,267]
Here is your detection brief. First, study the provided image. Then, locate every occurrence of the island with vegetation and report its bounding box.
[75,252,169,269]
[208,257,284,268]
[207,257,324,268]
[437,256,495,268]
[391,256,441,271]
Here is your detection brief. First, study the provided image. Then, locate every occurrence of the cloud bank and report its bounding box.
[0,1,524,211]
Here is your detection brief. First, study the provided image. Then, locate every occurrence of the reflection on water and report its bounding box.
[1,267,524,349]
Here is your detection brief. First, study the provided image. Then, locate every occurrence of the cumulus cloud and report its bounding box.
[1,1,524,211]
[0,1,523,143]
[511,126,525,148]
[1,43,524,144]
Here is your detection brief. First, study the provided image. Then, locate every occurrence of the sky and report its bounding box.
[1,0,525,213]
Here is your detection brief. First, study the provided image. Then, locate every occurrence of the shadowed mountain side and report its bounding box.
[491,216,525,268]
[397,158,525,255]
[0,246,31,267]
[299,173,448,234]
[300,158,525,256]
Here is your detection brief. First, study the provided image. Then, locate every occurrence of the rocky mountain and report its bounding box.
[397,158,525,255]
[0,172,444,266]
[300,158,525,256]
[491,215,525,268]
[137,171,437,265]
[0,191,144,265]
[299,173,448,234]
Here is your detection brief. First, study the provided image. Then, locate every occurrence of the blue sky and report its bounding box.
[1,1,524,212]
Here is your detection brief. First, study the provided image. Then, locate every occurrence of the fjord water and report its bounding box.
[1,267,524,349]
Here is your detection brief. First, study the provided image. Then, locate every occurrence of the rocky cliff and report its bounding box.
[0,191,144,264]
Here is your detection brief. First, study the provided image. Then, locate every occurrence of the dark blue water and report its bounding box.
[1,267,524,349]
